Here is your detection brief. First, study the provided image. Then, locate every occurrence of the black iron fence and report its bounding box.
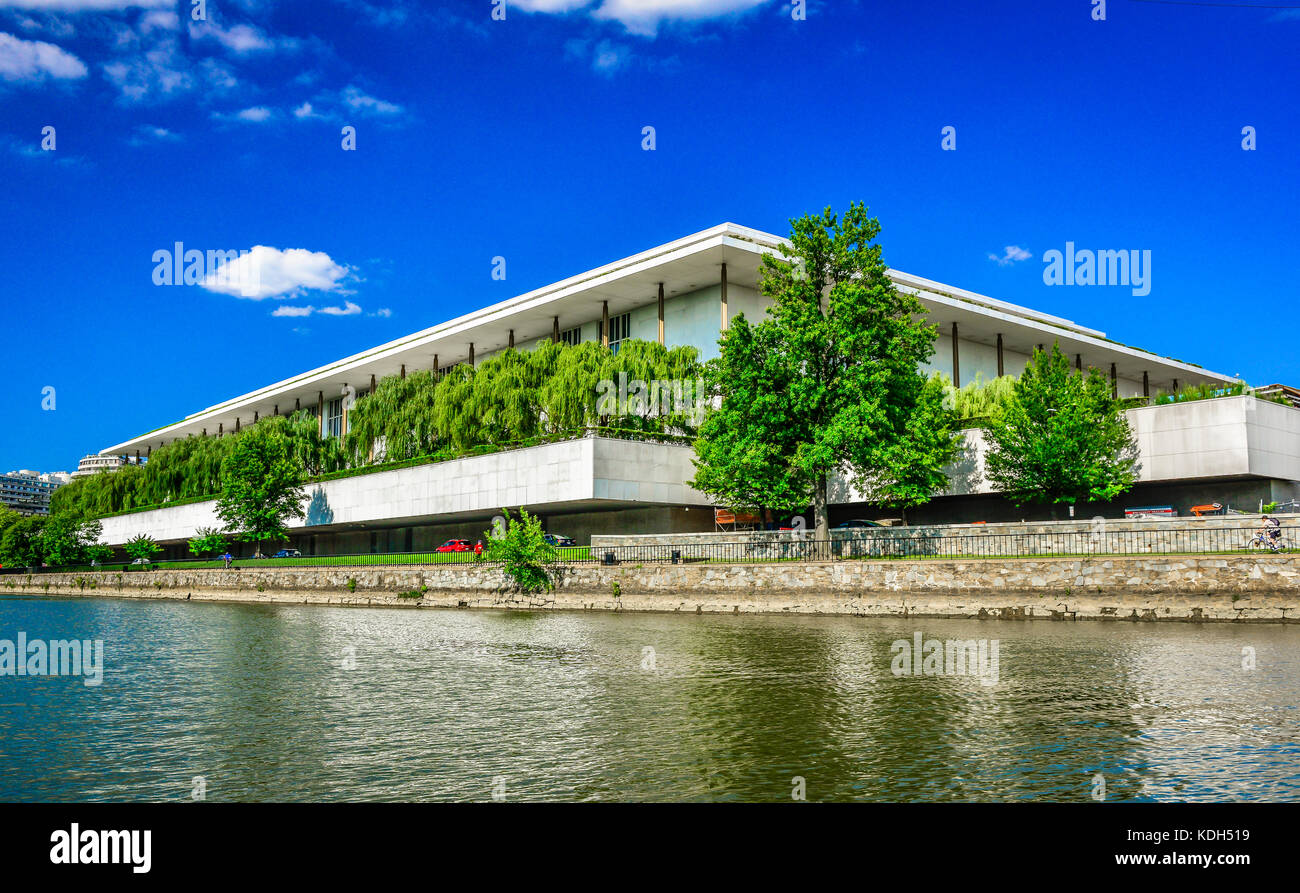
[1,523,1293,575]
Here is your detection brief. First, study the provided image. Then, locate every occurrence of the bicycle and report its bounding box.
[1245,530,1290,552]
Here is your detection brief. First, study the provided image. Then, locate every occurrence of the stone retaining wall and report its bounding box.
[7,554,1299,622]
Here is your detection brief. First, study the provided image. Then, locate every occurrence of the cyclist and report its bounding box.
[1260,515,1282,552]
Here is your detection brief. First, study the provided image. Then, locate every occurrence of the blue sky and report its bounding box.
[2,0,1297,473]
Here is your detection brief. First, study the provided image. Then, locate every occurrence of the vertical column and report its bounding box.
[370,374,376,392]
[218,423,224,436]
[253,411,259,423]
[951,322,960,388]
[1110,363,1118,399]
[601,302,609,348]
[658,282,665,346]
[996,333,1004,377]
[508,329,514,349]
[235,417,241,433]
[1075,354,1082,371]
[1172,378,1179,394]
[400,365,406,379]
[430,358,437,378]
[273,405,278,416]
[720,263,729,331]
[341,383,348,436]
[1143,371,1149,399]
[469,343,475,366]
[553,316,560,342]
[317,391,324,437]
[294,398,301,411]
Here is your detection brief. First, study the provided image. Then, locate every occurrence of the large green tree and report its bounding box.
[0,515,45,568]
[38,513,104,566]
[215,421,307,554]
[692,203,957,538]
[983,343,1139,507]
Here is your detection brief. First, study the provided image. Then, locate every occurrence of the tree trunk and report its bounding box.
[813,474,829,541]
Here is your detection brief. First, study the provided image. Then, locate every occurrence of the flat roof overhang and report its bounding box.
[101,222,1233,456]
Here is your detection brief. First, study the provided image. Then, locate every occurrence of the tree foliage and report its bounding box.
[485,509,561,593]
[0,509,103,568]
[692,203,957,537]
[984,343,1140,506]
[0,514,45,568]
[55,338,705,523]
[215,421,307,552]
[187,526,229,558]
[124,533,161,562]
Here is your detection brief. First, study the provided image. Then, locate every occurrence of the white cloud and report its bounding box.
[292,101,322,119]
[189,20,297,55]
[271,304,313,317]
[517,0,771,36]
[100,28,236,103]
[15,14,75,38]
[0,31,87,82]
[512,0,592,11]
[234,105,272,122]
[0,1,170,9]
[988,245,1032,267]
[591,38,630,73]
[128,123,180,144]
[200,246,351,300]
[318,301,361,316]
[340,85,402,116]
[273,300,362,317]
[211,105,275,124]
[139,10,179,32]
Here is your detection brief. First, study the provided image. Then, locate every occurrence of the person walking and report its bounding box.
[474,540,484,561]
[222,551,233,569]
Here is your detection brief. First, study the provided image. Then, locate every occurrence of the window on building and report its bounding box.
[607,313,632,354]
[325,397,344,438]
[438,362,462,377]
[559,326,582,347]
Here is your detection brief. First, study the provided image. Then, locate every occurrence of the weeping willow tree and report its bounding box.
[51,463,149,516]
[135,433,234,504]
[62,336,705,520]
[343,337,706,461]
[541,341,607,432]
[940,372,1019,423]
[467,343,560,444]
[269,410,347,476]
[345,369,440,464]
[601,340,705,433]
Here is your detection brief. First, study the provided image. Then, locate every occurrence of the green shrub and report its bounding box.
[486,509,561,594]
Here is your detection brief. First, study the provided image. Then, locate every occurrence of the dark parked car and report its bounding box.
[836,519,883,529]
[272,549,302,558]
[543,533,576,547]
[435,539,473,553]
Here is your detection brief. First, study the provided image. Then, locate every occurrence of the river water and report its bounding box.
[1,594,1297,802]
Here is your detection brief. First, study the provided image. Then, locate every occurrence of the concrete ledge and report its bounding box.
[6,554,1299,622]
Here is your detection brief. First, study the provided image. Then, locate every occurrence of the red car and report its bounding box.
[435,539,473,553]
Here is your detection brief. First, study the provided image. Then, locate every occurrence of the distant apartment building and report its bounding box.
[72,454,141,477]
[1,470,73,516]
